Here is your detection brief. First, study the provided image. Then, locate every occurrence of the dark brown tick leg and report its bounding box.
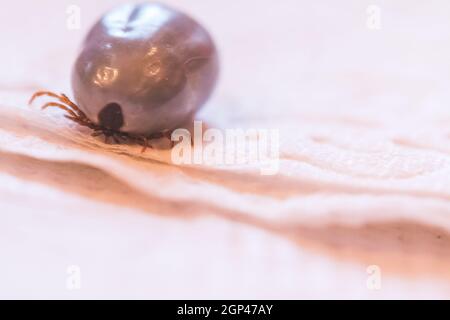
[91,131,103,137]
[40,102,79,118]
[163,131,175,148]
[112,134,120,144]
[29,90,174,152]
[141,138,149,153]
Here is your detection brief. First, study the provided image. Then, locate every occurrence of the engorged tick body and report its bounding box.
[30,2,219,148]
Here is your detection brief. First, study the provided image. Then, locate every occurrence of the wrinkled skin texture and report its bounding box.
[71,2,219,135]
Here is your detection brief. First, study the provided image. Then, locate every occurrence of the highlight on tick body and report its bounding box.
[171,121,280,176]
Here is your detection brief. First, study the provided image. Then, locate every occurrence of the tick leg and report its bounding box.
[41,102,79,118]
[140,137,151,153]
[112,133,120,144]
[119,133,128,141]
[141,138,148,153]
[28,91,63,105]
[30,90,89,120]
[163,130,175,148]
[163,131,172,139]
[30,90,176,151]
[65,115,91,127]
[91,131,103,137]
[60,94,88,119]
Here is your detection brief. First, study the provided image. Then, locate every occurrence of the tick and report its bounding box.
[29,2,219,150]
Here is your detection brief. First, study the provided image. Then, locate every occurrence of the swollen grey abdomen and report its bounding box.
[71,2,219,135]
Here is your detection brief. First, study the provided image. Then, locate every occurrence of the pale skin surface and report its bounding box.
[1,0,450,298]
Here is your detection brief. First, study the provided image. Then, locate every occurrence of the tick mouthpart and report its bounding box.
[98,102,124,131]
